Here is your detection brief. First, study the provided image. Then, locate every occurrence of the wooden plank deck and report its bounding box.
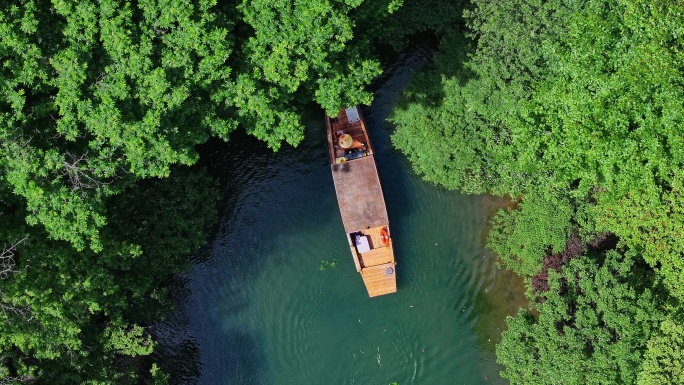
[359,246,392,268]
[349,245,362,272]
[351,235,396,296]
[331,156,389,233]
[361,263,397,297]
[364,225,388,249]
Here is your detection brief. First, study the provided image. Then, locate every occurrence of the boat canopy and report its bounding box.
[331,156,389,233]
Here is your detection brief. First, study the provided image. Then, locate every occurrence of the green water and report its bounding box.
[153,45,526,385]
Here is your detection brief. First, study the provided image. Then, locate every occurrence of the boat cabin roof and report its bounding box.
[331,156,389,233]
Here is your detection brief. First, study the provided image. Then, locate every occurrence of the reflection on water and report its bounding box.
[473,196,528,351]
[152,43,526,385]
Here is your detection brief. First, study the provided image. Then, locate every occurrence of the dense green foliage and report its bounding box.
[393,0,684,199]
[1,0,398,252]
[0,0,407,382]
[4,0,683,381]
[0,168,218,383]
[498,252,664,384]
[487,191,575,276]
[638,318,684,385]
[390,0,684,383]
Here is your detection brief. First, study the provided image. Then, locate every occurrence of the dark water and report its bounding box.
[153,43,526,385]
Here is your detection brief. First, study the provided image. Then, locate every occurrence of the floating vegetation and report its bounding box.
[320,258,339,271]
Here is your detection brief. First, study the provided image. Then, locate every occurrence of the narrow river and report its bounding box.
[153,43,526,385]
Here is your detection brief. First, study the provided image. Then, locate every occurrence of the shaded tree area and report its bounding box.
[0,0,414,383]
[389,0,684,383]
[497,252,666,385]
[0,166,219,384]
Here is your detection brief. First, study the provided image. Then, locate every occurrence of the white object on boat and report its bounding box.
[355,234,371,253]
[345,106,360,123]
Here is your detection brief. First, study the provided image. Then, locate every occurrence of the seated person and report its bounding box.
[349,140,365,150]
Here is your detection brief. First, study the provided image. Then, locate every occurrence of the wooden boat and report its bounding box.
[326,106,397,297]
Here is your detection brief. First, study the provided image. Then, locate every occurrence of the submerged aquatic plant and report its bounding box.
[320,258,339,270]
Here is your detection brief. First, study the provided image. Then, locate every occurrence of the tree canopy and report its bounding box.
[0,0,404,382]
[0,167,219,383]
[390,0,684,383]
[498,252,665,385]
[1,0,400,252]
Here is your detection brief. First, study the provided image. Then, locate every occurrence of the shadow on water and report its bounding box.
[150,135,274,384]
[153,107,333,384]
[219,331,267,385]
[151,276,202,385]
[366,41,436,229]
[472,196,528,353]
[153,288,266,385]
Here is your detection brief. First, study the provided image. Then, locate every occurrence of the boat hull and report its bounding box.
[326,106,397,297]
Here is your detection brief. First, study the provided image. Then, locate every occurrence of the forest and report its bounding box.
[391,0,684,383]
[0,0,682,384]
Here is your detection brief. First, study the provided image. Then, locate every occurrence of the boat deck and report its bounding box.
[354,225,393,267]
[361,263,397,297]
